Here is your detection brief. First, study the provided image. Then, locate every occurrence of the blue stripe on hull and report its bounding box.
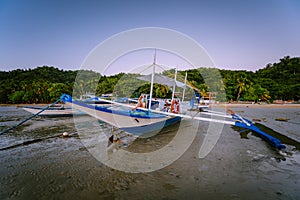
[122,116,181,136]
[73,100,166,119]
[60,94,182,137]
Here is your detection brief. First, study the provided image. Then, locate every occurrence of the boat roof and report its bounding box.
[137,73,187,88]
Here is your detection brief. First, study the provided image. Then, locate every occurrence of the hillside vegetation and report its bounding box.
[0,56,299,104]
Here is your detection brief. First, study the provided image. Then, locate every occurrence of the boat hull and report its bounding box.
[65,101,181,136]
[122,116,181,137]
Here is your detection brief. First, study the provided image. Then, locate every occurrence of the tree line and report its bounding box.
[0,56,299,104]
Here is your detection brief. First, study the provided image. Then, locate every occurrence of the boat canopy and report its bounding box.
[137,73,188,89]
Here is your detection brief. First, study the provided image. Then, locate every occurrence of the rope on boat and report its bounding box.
[0,99,61,135]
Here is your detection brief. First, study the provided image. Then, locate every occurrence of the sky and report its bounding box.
[0,0,299,74]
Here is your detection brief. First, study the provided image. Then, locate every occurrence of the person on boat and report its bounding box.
[163,99,170,112]
[171,99,180,114]
[132,95,146,110]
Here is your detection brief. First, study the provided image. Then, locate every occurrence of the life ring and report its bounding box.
[171,100,180,114]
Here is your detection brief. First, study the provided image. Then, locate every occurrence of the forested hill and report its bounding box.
[0,56,299,104]
[255,56,300,100]
[0,66,78,83]
[0,66,100,104]
[217,56,300,102]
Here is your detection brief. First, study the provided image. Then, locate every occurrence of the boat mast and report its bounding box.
[148,50,156,110]
[182,71,187,102]
[171,67,177,102]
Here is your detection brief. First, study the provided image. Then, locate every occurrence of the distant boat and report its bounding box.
[22,105,84,117]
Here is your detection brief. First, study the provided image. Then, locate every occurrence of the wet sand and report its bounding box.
[0,106,299,199]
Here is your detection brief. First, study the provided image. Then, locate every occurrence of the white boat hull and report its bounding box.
[65,101,181,136]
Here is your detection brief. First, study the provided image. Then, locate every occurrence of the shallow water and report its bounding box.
[0,106,299,199]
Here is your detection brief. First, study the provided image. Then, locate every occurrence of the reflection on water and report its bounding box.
[125,121,180,153]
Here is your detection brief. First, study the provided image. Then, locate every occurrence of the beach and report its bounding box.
[219,102,300,109]
[0,105,299,199]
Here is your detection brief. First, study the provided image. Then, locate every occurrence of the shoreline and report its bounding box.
[213,103,300,109]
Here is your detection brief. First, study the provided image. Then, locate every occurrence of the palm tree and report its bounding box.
[199,83,208,98]
[236,77,251,101]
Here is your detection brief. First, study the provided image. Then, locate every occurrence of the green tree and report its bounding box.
[243,84,270,102]
[8,91,25,104]
[236,77,251,101]
[48,83,72,102]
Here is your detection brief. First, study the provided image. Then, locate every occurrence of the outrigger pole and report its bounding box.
[228,110,286,149]
[182,71,188,102]
[171,67,177,102]
[0,98,62,135]
[148,50,156,110]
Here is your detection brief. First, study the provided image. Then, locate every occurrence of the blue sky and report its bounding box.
[0,0,299,74]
